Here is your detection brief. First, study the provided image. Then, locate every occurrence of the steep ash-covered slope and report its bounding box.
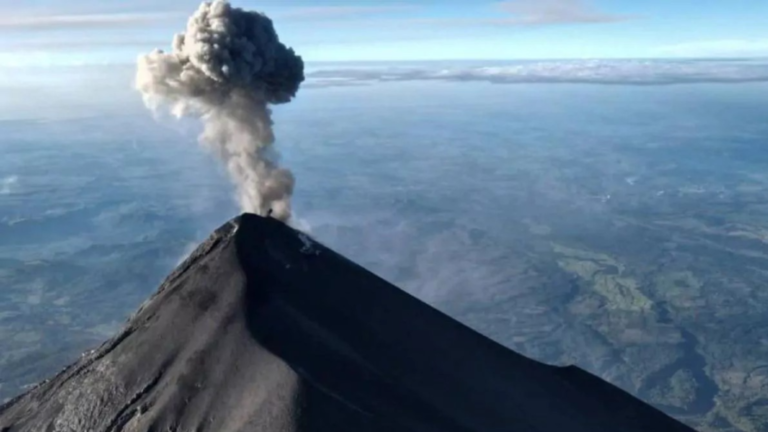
[0,214,696,432]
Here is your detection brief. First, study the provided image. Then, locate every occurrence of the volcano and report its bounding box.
[0,214,696,432]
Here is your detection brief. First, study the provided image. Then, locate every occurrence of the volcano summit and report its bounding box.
[0,214,695,432]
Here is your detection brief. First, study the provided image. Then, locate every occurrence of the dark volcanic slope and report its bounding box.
[0,214,696,432]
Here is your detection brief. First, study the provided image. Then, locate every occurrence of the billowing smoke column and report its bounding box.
[136,0,304,222]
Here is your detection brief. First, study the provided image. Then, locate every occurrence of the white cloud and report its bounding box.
[275,5,417,20]
[1,176,19,195]
[387,0,633,28]
[656,39,768,57]
[306,59,768,87]
[495,0,633,25]
[0,13,179,31]
[0,38,166,52]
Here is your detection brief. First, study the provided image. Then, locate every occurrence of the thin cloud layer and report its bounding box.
[0,39,166,51]
[374,0,632,28]
[0,13,179,31]
[657,39,768,57]
[275,5,417,20]
[1,176,18,195]
[306,59,768,87]
[496,0,632,25]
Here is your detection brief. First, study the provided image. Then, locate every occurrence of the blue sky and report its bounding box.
[2,0,768,66]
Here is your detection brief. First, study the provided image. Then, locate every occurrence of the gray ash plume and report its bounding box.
[136,0,304,222]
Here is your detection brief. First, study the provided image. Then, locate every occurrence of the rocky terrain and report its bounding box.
[0,214,694,432]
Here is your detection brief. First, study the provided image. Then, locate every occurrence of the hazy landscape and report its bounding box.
[2,61,768,432]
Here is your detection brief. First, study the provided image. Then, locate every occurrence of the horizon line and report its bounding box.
[1,56,767,69]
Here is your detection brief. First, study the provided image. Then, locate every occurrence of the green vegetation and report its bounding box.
[649,369,699,410]
[555,245,651,312]
[449,184,768,432]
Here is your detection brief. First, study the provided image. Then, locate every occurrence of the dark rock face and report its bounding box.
[0,214,697,432]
